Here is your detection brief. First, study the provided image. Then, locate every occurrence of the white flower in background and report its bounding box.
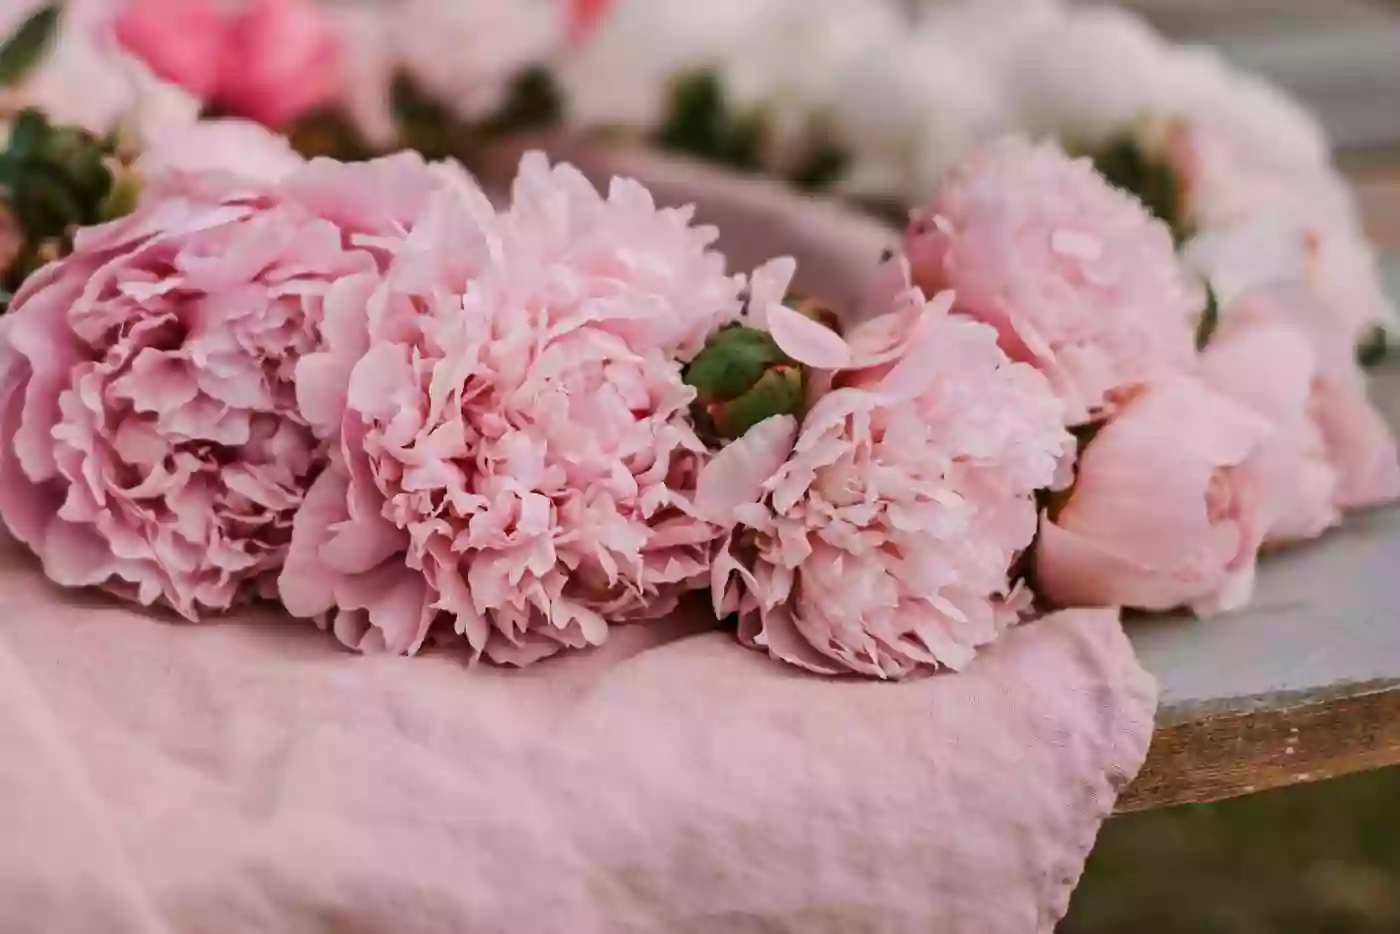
[828,34,1010,205]
[1001,5,1180,149]
[393,0,567,122]
[560,0,902,161]
[1166,44,1331,176]
[558,0,756,129]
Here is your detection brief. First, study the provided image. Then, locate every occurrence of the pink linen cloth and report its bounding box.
[0,539,1156,934]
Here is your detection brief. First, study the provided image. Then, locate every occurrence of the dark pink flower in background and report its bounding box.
[116,0,341,128]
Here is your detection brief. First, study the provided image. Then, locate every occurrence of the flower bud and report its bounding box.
[685,325,808,440]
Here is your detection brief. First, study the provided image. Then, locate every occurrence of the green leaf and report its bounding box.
[789,140,850,192]
[657,71,764,172]
[480,67,562,136]
[1357,324,1389,369]
[0,3,60,87]
[1196,285,1219,351]
[1093,135,1191,245]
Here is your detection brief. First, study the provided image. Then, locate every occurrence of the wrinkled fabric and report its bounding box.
[0,543,1156,934]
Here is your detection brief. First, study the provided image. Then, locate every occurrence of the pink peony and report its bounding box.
[905,137,1202,426]
[0,152,453,619]
[1196,320,1340,546]
[218,0,342,128]
[117,0,341,128]
[1220,285,1400,513]
[115,0,226,100]
[569,0,614,42]
[1170,122,1396,348]
[1035,376,1273,615]
[280,153,788,664]
[712,266,1071,679]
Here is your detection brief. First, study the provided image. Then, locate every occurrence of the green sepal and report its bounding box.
[710,365,806,439]
[0,3,60,88]
[684,326,788,403]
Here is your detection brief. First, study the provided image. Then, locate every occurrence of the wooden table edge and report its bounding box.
[1117,679,1400,813]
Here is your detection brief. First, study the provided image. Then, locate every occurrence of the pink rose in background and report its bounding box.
[905,136,1202,426]
[1035,376,1273,615]
[117,0,341,128]
[281,153,783,664]
[0,153,455,619]
[713,268,1070,679]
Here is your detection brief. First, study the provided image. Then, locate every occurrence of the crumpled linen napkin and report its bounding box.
[0,541,1155,934]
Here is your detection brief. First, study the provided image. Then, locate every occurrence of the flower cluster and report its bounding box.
[0,1,1395,684]
[900,138,1398,618]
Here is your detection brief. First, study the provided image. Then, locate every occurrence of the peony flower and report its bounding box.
[217,0,342,129]
[280,153,793,665]
[1217,285,1400,513]
[827,32,1011,205]
[560,0,900,160]
[1001,5,1180,150]
[395,0,567,123]
[1035,376,1274,615]
[117,0,342,128]
[712,266,1071,679]
[0,151,454,619]
[1196,320,1341,546]
[906,136,1203,425]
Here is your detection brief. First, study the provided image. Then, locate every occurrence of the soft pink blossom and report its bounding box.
[713,269,1071,679]
[218,0,342,128]
[568,0,613,42]
[1220,285,1400,513]
[905,136,1202,426]
[1035,376,1274,615]
[1196,320,1340,545]
[0,152,453,619]
[115,0,226,100]
[280,153,789,664]
[136,118,306,188]
[1170,122,1396,347]
[117,0,341,128]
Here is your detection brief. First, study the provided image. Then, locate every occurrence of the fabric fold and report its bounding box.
[0,544,1155,934]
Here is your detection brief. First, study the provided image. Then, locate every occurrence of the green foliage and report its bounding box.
[0,110,118,310]
[386,68,563,164]
[1197,285,1220,351]
[656,72,764,172]
[1357,324,1389,369]
[0,3,59,87]
[1093,135,1191,244]
[789,140,850,192]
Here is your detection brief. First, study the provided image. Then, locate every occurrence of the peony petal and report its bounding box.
[766,303,851,370]
[692,415,798,525]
